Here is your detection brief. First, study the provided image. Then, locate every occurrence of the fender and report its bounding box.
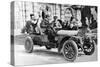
[57,36,71,53]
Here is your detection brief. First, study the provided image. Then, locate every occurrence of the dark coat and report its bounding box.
[61,22,78,30]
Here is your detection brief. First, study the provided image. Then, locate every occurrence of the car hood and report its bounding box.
[57,30,79,36]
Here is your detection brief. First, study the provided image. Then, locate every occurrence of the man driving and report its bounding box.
[24,14,38,34]
[62,8,78,30]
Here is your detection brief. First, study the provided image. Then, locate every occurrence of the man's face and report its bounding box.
[85,17,89,26]
[54,18,57,21]
[31,16,35,20]
[76,10,81,21]
[64,9,72,22]
[90,7,95,15]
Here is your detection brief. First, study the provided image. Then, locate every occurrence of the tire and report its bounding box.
[25,36,33,53]
[62,40,78,62]
[83,40,95,55]
[45,46,51,50]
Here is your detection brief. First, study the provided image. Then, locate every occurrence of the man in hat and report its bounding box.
[22,14,38,34]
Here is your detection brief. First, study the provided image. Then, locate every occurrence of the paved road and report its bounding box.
[14,34,97,66]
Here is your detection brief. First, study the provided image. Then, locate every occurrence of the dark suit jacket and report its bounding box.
[62,22,78,30]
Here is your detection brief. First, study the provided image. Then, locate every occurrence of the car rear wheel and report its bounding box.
[62,40,78,62]
[25,36,33,53]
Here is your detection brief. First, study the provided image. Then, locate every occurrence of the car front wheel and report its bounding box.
[62,40,78,62]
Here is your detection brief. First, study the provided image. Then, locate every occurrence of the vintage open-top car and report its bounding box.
[24,23,96,62]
